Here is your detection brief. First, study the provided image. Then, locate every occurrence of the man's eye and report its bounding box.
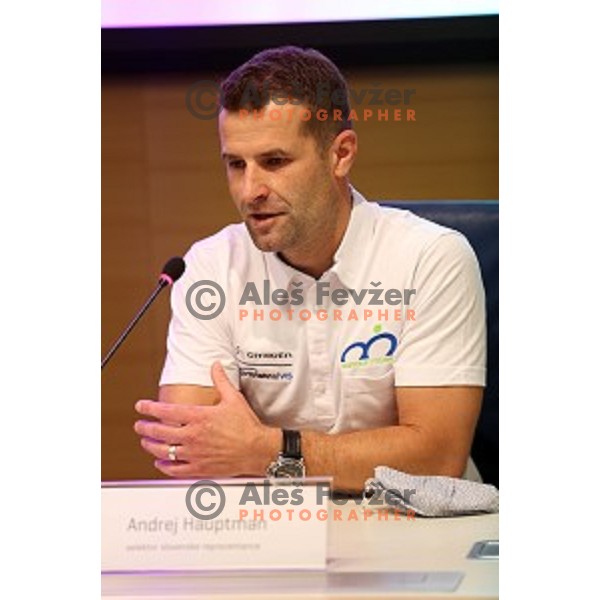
[265,157,288,168]
[228,160,245,170]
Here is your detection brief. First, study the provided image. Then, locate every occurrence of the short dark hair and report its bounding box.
[219,46,352,149]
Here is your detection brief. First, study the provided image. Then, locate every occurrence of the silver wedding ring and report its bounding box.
[167,444,178,462]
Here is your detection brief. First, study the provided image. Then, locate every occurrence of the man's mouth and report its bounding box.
[248,212,286,224]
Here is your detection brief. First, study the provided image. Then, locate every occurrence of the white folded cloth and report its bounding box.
[363,466,499,517]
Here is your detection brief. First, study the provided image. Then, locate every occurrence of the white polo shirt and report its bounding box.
[160,188,486,435]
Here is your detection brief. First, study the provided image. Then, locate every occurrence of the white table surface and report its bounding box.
[102,502,498,599]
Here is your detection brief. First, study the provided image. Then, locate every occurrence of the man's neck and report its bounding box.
[278,184,353,279]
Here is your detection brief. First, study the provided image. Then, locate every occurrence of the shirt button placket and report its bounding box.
[306,278,333,424]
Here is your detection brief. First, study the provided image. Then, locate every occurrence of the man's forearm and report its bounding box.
[301,425,466,492]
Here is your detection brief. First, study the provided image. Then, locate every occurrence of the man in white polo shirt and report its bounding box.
[134,46,486,491]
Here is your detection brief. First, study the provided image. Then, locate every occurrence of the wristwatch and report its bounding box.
[266,430,306,479]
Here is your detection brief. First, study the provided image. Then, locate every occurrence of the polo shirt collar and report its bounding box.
[263,243,304,292]
[330,186,374,289]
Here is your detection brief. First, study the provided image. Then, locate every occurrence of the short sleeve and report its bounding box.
[394,232,486,387]
[159,243,240,389]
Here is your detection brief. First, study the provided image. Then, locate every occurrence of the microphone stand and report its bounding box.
[101,279,168,370]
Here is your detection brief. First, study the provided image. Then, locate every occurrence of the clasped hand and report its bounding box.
[134,362,278,478]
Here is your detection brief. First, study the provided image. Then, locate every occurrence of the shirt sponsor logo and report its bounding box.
[245,351,293,360]
[340,325,398,369]
[236,347,294,381]
[239,367,293,381]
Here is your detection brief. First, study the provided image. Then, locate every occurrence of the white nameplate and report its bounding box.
[102,478,331,572]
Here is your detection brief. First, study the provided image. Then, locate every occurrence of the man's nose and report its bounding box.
[240,165,269,204]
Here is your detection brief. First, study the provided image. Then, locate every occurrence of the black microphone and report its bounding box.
[101,257,186,370]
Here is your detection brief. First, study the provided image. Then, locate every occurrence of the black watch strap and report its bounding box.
[282,430,302,459]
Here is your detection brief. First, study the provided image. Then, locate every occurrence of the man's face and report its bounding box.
[218,101,339,263]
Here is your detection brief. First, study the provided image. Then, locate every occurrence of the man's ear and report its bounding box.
[330,129,358,178]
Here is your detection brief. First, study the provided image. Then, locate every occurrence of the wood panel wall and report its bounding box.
[101,62,498,481]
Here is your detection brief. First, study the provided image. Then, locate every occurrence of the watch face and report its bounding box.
[268,457,305,479]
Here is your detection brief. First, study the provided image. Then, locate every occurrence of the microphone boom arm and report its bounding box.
[101,280,166,370]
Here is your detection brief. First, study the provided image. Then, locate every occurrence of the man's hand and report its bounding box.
[134,362,280,478]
